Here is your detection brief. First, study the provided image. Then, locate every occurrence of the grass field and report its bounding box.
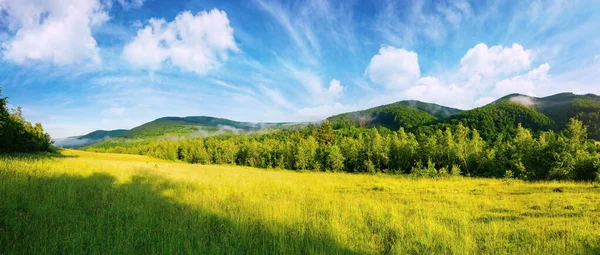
[1,150,600,254]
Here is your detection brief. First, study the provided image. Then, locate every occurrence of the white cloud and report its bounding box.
[0,0,109,65]
[460,43,532,77]
[365,46,420,89]
[328,79,344,98]
[493,63,550,96]
[123,9,239,75]
[403,77,473,109]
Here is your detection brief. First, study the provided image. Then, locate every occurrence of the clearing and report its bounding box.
[1,150,599,254]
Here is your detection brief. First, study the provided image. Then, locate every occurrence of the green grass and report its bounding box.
[1,150,600,254]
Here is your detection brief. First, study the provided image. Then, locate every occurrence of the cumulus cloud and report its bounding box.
[123,9,239,75]
[493,63,550,96]
[365,46,420,89]
[328,79,344,98]
[365,46,421,89]
[460,43,532,77]
[0,0,109,65]
[403,77,473,109]
[361,42,548,109]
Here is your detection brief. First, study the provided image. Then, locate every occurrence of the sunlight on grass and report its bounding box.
[1,149,599,254]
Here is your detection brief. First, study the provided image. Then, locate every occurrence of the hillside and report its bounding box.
[116,116,293,139]
[80,129,129,140]
[85,116,295,149]
[495,93,600,140]
[327,100,462,130]
[426,100,554,140]
[53,129,129,148]
[80,93,600,149]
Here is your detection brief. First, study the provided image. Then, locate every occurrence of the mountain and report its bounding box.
[327,93,600,140]
[117,116,291,139]
[84,116,295,149]
[496,93,600,139]
[426,99,554,139]
[79,129,129,140]
[78,92,600,149]
[327,100,463,130]
[53,129,129,148]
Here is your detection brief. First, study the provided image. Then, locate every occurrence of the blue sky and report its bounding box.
[1,0,599,138]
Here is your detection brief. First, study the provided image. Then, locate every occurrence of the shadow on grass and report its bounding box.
[0,171,358,254]
[0,150,79,161]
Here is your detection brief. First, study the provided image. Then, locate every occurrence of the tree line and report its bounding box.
[0,88,53,153]
[87,119,600,181]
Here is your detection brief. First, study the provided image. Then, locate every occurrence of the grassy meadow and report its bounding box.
[1,150,600,254]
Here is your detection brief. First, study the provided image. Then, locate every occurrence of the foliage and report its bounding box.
[87,119,600,181]
[0,88,53,153]
[424,101,554,140]
[326,100,461,130]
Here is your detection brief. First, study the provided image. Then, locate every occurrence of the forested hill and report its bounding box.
[53,129,130,148]
[81,92,600,149]
[492,93,600,140]
[424,100,554,140]
[117,116,292,139]
[326,100,463,130]
[327,93,600,141]
[80,129,129,140]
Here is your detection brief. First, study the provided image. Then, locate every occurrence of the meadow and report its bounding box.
[1,150,599,254]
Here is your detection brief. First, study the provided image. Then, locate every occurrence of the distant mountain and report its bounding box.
[327,100,462,130]
[80,129,129,140]
[53,129,129,148]
[76,92,600,149]
[327,93,600,140]
[495,93,600,139]
[84,116,295,149]
[117,116,291,139]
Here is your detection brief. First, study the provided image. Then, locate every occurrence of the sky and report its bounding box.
[1,0,599,138]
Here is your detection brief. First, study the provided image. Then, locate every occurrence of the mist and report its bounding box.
[510,96,538,107]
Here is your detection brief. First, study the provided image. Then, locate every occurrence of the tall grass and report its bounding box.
[1,150,599,254]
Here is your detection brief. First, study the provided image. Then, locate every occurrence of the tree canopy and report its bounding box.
[0,88,53,153]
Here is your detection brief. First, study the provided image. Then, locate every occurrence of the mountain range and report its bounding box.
[58,92,600,148]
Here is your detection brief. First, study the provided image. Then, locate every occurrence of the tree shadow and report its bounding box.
[0,151,79,161]
[0,170,358,254]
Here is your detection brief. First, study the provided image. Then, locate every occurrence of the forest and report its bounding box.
[2,87,600,181]
[87,119,600,181]
[0,89,52,153]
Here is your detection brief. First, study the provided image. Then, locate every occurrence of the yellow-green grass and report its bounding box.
[1,150,599,254]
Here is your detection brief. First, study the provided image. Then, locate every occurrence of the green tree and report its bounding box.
[326,145,345,172]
